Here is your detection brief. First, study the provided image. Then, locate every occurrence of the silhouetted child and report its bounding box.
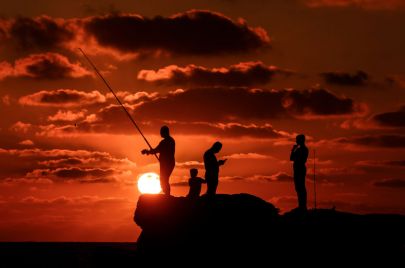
[187,168,206,199]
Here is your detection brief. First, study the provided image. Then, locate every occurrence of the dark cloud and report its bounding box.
[38,155,135,168]
[134,87,363,122]
[320,71,368,86]
[281,88,363,118]
[39,117,290,139]
[0,148,110,159]
[40,158,84,166]
[34,87,362,137]
[336,135,405,148]
[356,160,405,168]
[84,10,270,55]
[14,53,91,79]
[0,53,91,80]
[0,148,136,182]
[373,179,405,188]
[220,172,293,183]
[53,167,115,179]
[19,89,106,107]
[26,167,122,183]
[355,160,405,173]
[252,172,293,182]
[1,10,270,57]
[373,105,405,127]
[137,61,289,86]
[162,122,289,139]
[8,16,74,50]
[303,0,405,10]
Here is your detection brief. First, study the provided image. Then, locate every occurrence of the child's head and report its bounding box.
[190,168,198,177]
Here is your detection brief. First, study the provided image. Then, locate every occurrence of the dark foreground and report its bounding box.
[1,193,404,267]
[0,242,138,267]
[135,193,405,264]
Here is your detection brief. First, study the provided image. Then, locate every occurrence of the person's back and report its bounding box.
[291,145,308,168]
[204,149,218,175]
[203,142,226,196]
[187,169,206,199]
[157,136,175,165]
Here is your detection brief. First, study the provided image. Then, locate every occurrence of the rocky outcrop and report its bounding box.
[134,193,405,262]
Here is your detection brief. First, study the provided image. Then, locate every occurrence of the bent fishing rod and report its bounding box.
[78,48,159,161]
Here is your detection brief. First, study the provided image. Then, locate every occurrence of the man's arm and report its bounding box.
[141,141,162,155]
[290,145,298,161]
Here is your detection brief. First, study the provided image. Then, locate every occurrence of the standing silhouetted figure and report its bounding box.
[187,168,206,199]
[141,126,175,195]
[290,134,309,211]
[204,142,227,196]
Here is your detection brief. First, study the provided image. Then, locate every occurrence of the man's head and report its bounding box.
[211,141,222,153]
[160,125,170,138]
[190,168,198,178]
[296,134,305,145]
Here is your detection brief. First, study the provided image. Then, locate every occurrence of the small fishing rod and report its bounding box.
[78,48,159,161]
[313,149,317,210]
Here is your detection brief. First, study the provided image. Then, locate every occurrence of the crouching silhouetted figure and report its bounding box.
[187,168,206,199]
[141,126,175,195]
[290,134,309,211]
[204,142,227,196]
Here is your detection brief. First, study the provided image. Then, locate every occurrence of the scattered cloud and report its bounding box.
[134,87,365,122]
[320,71,368,86]
[26,167,121,183]
[0,61,13,80]
[19,89,106,107]
[224,153,273,160]
[335,134,405,148]
[19,140,34,146]
[2,95,11,106]
[176,161,204,170]
[356,160,405,168]
[0,53,91,80]
[137,61,289,87]
[372,105,405,128]
[48,110,87,122]
[10,121,32,133]
[303,0,405,10]
[373,179,405,188]
[222,172,293,183]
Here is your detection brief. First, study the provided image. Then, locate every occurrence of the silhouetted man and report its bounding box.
[290,134,309,211]
[204,142,227,196]
[141,126,175,195]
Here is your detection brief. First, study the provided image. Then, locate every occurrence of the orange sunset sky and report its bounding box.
[0,0,404,241]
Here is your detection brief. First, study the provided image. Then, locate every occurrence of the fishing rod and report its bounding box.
[313,149,317,210]
[78,48,159,161]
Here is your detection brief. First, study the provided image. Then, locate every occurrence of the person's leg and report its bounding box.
[295,169,307,210]
[206,179,214,196]
[160,172,170,195]
[160,164,174,195]
[212,176,218,195]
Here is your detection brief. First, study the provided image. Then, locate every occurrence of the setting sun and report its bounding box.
[137,173,161,194]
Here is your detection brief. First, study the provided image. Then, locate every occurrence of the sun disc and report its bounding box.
[137,172,161,194]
